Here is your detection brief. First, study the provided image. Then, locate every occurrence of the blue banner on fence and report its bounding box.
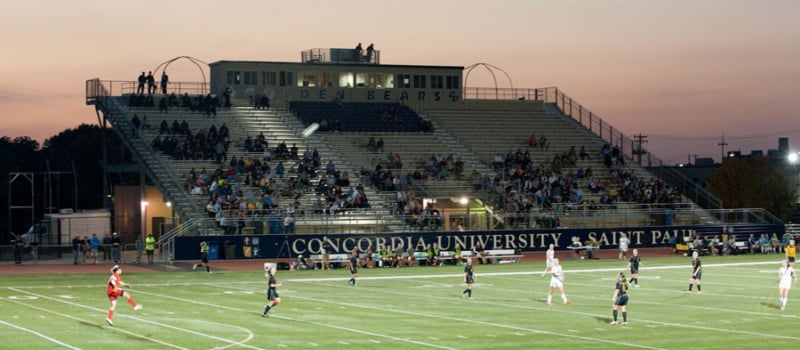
[173,223,784,260]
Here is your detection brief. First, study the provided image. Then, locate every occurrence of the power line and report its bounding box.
[648,128,800,141]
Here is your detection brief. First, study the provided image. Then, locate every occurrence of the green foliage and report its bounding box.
[707,156,796,220]
[1,255,796,349]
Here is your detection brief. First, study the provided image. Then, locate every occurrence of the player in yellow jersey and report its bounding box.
[786,239,796,268]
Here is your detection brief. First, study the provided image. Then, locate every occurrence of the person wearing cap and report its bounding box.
[193,241,211,273]
[262,264,281,317]
[106,265,142,326]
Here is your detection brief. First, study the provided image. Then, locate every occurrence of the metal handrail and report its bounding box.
[174,207,781,236]
[543,87,724,210]
[94,95,201,220]
[86,78,209,104]
[457,86,723,210]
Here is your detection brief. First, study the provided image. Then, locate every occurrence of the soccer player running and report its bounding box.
[348,248,359,286]
[193,241,211,273]
[547,258,570,305]
[778,260,797,311]
[610,272,629,325]
[627,248,642,287]
[262,264,281,317]
[462,257,475,300]
[541,243,555,277]
[106,265,142,326]
[686,251,702,294]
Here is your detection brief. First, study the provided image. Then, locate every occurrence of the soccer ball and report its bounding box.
[264,263,272,271]
[301,123,320,138]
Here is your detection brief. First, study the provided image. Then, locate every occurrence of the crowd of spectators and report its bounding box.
[149,121,230,163]
[176,142,370,234]
[472,137,691,229]
[128,92,222,116]
[683,231,795,257]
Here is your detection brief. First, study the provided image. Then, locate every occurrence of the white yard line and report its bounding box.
[7,288,265,350]
[0,319,82,350]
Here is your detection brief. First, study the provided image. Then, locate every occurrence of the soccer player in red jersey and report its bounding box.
[106,265,141,326]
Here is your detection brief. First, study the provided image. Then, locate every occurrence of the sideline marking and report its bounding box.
[286,291,667,350]
[8,288,265,350]
[3,297,187,350]
[283,260,784,283]
[132,288,459,350]
[0,319,82,350]
[297,274,800,343]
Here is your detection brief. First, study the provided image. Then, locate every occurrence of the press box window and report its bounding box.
[226,71,241,85]
[243,71,258,85]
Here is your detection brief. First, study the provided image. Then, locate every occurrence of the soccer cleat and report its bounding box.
[564,301,571,305]
[622,322,628,326]
[262,313,269,318]
[468,297,474,300]
[134,304,142,311]
[610,321,617,325]
[635,285,640,288]
[461,293,466,299]
[696,291,702,295]
[685,290,692,294]
[106,318,114,326]
[547,302,554,305]
[780,307,785,312]
[208,271,212,274]
[192,264,198,271]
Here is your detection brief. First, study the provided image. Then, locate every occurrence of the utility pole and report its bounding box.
[634,133,648,164]
[718,135,728,163]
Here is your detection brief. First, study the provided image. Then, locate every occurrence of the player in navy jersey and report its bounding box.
[626,249,642,287]
[348,248,359,286]
[686,251,702,294]
[262,264,281,317]
[610,272,629,325]
[461,257,475,300]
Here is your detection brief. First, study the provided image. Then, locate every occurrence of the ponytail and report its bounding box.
[619,272,628,293]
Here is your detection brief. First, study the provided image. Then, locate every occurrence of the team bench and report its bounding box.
[733,241,749,254]
[485,249,523,264]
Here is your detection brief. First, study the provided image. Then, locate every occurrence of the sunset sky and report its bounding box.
[1,0,798,165]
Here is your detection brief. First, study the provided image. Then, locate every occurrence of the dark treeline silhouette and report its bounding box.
[1,124,131,239]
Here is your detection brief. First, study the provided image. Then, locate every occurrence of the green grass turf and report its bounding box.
[1,253,797,349]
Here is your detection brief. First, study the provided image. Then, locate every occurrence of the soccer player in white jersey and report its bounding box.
[779,260,797,311]
[541,244,555,277]
[547,258,570,305]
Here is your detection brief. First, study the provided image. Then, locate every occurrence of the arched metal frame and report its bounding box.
[153,56,209,95]
[463,63,515,99]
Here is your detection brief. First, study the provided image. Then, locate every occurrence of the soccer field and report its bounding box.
[1,253,797,349]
